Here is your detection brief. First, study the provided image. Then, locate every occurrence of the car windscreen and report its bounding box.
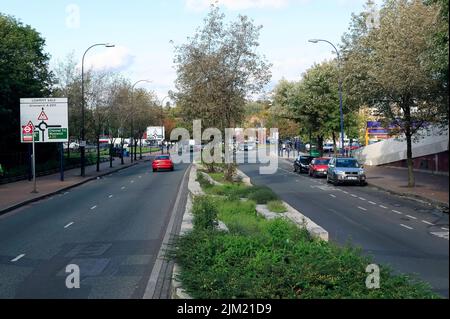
[336,159,359,168]
[315,159,330,165]
[299,157,311,164]
[156,156,170,160]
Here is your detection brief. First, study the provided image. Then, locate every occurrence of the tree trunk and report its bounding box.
[120,142,124,165]
[317,135,324,157]
[406,131,415,187]
[139,136,142,160]
[96,136,100,172]
[404,104,415,187]
[332,131,337,154]
[134,138,137,161]
[109,141,113,168]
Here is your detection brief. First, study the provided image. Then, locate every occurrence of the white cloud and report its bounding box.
[185,0,291,11]
[82,46,135,72]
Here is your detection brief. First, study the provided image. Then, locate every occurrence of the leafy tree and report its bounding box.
[173,5,271,179]
[342,0,447,187]
[0,14,54,165]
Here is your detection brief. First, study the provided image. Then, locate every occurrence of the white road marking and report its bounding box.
[329,194,336,198]
[400,224,413,230]
[64,222,74,229]
[442,227,449,231]
[130,180,134,184]
[108,195,113,198]
[431,232,449,240]
[359,197,366,201]
[351,194,358,198]
[342,191,349,194]
[90,205,97,210]
[11,254,25,262]
[139,176,142,179]
[422,220,434,226]
[368,201,377,205]
[392,210,403,215]
[379,205,388,209]
[405,214,417,220]
[357,206,367,211]
[64,192,69,195]
[121,186,125,190]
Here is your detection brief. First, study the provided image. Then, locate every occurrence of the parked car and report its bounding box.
[152,155,174,172]
[323,143,334,153]
[293,155,313,173]
[327,157,366,186]
[309,157,331,178]
[238,142,256,151]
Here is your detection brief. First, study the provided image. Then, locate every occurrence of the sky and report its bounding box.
[0,0,379,100]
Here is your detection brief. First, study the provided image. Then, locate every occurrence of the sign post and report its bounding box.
[31,123,37,193]
[20,98,69,186]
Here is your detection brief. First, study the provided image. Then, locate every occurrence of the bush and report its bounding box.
[248,186,278,204]
[197,171,213,189]
[267,200,287,213]
[192,196,218,230]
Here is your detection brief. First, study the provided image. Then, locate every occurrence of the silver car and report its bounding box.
[327,157,367,186]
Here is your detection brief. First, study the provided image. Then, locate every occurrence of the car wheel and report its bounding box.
[313,171,317,178]
[171,167,174,171]
[294,166,297,173]
[327,175,331,183]
[153,168,157,172]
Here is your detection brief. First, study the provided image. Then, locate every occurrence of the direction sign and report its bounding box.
[20,98,68,143]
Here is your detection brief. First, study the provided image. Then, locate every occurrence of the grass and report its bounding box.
[171,169,440,299]
[267,200,287,213]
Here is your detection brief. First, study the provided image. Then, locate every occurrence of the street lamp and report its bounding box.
[130,80,153,161]
[160,95,170,153]
[80,43,115,177]
[308,39,345,156]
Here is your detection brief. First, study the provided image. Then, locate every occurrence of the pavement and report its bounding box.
[0,152,163,214]
[239,152,449,297]
[0,154,189,298]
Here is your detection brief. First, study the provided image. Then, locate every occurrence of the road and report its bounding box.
[239,154,449,297]
[0,159,189,298]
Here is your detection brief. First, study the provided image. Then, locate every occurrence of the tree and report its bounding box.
[0,14,54,166]
[173,5,271,179]
[342,0,447,187]
[273,61,358,156]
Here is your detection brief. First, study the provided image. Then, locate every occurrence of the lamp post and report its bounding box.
[80,43,115,176]
[160,95,170,153]
[309,39,345,156]
[130,80,153,162]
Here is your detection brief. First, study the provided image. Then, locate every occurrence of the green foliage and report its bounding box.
[267,200,287,213]
[247,186,279,204]
[172,200,438,298]
[0,13,54,158]
[192,196,218,231]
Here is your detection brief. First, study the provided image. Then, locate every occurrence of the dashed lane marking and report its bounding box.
[121,186,125,190]
[90,205,97,210]
[11,254,25,262]
[405,214,417,220]
[108,195,113,198]
[422,220,434,226]
[392,210,403,215]
[379,205,388,209]
[368,201,377,205]
[64,222,74,229]
[358,206,367,211]
[330,194,336,198]
[359,197,366,201]
[400,224,413,230]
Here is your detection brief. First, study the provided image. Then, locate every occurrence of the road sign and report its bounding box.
[20,98,68,143]
[146,126,165,141]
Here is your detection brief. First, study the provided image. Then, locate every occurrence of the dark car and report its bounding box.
[293,155,313,173]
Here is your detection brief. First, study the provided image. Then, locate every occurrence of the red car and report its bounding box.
[309,157,331,178]
[152,155,174,172]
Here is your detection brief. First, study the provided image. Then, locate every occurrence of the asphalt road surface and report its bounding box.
[239,154,449,297]
[0,159,189,298]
